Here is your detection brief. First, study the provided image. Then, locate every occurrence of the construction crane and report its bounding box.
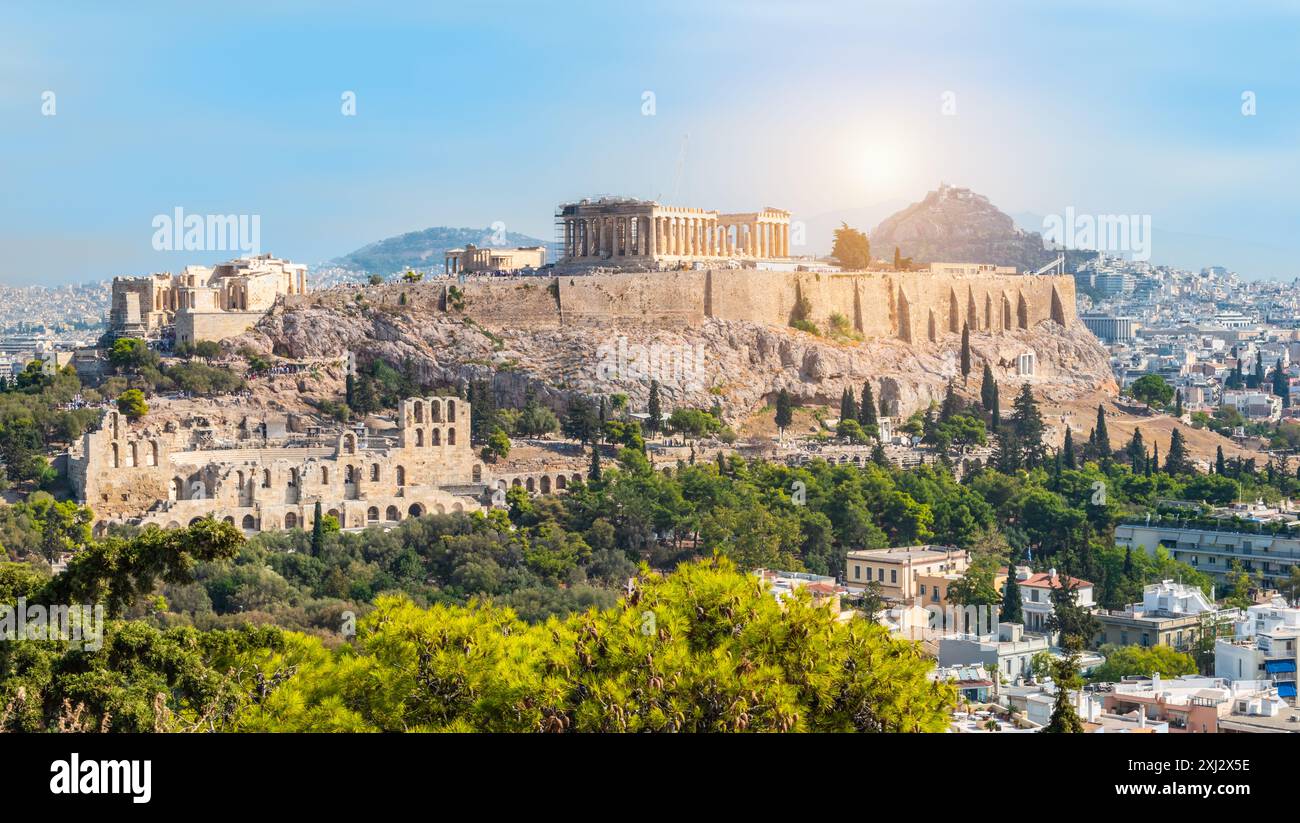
[1029,254,1065,276]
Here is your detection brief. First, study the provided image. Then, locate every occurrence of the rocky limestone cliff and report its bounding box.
[229,293,1115,423]
[872,184,1055,272]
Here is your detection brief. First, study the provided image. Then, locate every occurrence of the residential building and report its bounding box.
[844,545,968,603]
[1214,600,1300,699]
[937,622,1050,683]
[1017,568,1095,635]
[1100,674,1273,733]
[1117,519,1300,590]
[1094,580,1230,651]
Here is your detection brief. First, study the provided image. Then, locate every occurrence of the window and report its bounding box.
[853,565,861,581]
[920,585,927,595]
[877,568,884,582]
[890,569,897,584]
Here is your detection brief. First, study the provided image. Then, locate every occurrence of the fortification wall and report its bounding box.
[289,269,1075,341]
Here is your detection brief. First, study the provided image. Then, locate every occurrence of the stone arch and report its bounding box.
[343,433,356,454]
[556,474,567,490]
[1017,291,1029,329]
[321,466,330,484]
[431,428,441,446]
[241,514,256,530]
[571,473,582,486]
[435,504,446,515]
[396,465,406,486]
[128,441,138,468]
[447,427,456,445]
[430,398,442,422]
[285,512,298,529]
[416,428,424,447]
[413,399,424,423]
[452,503,464,513]
[262,468,272,488]
[170,476,184,500]
[370,463,380,482]
[526,477,536,492]
[165,521,180,530]
[386,505,400,521]
[111,443,120,469]
[511,478,522,488]
[188,517,205,526]
[222,516,235,525]
[540,476,551,493]
[327,508,341,526]
[471,464,482,483]
[408,503,425,518]
[366,506,379,522]
[447,400,457,422]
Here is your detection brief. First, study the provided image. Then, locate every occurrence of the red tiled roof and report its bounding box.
[1020,572,1093,590]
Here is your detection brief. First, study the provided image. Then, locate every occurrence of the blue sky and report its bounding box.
[3,0,1300,284]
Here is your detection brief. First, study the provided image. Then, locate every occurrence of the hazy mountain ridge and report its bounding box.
[332,226,552,274]
[871,185,1058,271]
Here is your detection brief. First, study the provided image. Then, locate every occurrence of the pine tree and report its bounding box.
[960,322,971,384]
[311,500,324,556]
[588,442,601,482]
[775,388,793,432]
[859,382,878,429]
[1001,560,1024,624]
[1094,404,1110,458]
[1062,426,1077,470]
[980,362,996,411]
[647,379,662,434]
[1215,445,1227,475]
[1165,427,1191,475]
[1011,384,1046,468]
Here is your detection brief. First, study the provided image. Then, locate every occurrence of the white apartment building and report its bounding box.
[1215,599,1300,700]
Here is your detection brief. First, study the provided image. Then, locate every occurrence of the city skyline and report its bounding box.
[3,0,1300,284]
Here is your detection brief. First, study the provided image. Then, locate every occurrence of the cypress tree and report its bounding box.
[1044,642,1085,733]
[980,362,996,411]
[775,389,793,431]
[1094,404,1110,458]
[1150,442,1158,476]
[588,442,601,482]
[839,387,857,423]
[1062,426,1077,470]
[1174,389,1184,417]
[1216,445,1227,475]
[1165,427,1191,475]
[940,381,959,422]
[647,379,662,433]
[1001,559,1024,624]
[311,500,324,556]
[990,383,1001,430]
[1125,427,1146,470]
[960,322,971,384]
[859,382,878,428]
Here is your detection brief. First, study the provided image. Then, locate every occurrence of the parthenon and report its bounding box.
[557,197,791,266]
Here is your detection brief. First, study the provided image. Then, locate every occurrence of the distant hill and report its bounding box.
[870,184,1057,272]
[332,226,552,275]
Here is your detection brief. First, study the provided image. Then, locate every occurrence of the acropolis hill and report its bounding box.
[231,262,1113,426]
